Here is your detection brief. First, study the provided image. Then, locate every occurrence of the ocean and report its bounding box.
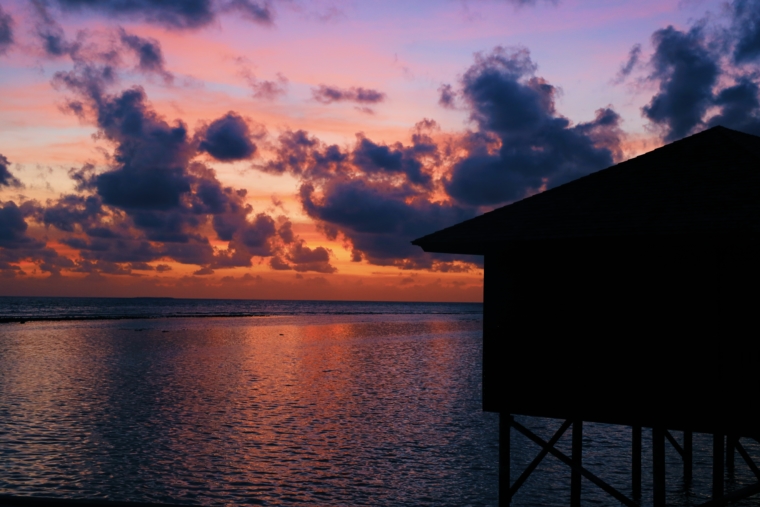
[0,298,758,506]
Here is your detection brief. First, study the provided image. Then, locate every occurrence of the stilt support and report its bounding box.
[714,433,724,500]
[500,413,511,507]
[653,427,666,507]
[509,420,571,498]
[571,420,582,507]
[510,419,638,507]
[684,431,693,483]
[727,435,735,477]
[632,425,641,500]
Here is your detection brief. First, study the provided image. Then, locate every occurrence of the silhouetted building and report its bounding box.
[413,126,760,507]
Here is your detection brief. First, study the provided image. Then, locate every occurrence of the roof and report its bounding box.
[412,126,760,255]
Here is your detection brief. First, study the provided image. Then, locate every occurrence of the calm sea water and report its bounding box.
[0,298,758,506]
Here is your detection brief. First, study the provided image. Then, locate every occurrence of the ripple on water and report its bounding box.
[1,315,759,506]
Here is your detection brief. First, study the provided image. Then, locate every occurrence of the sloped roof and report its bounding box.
[412,126,760,255]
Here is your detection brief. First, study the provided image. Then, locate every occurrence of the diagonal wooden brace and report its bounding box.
[735,441,760,480]
[509,419,572,497]
[510,419,639,507]
[664,430,684,457]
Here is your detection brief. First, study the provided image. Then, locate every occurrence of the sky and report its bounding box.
[1,0,759,301]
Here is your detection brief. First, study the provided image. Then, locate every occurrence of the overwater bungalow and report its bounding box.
[413,125,760,507]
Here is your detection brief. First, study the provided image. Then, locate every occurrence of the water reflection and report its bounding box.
[0,315,497,506]
[2,315,760,506]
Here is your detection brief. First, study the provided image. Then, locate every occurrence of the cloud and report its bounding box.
[249,75,288,100]
[0,202,43,250]
[444,46,622,206]
[42,194,105,232]
[223,0,273,25]
[47,0,276,29]
[731,0,760,64]
[613,44,641,84]
[300,179,476,267]
[44,62,293,272]
[312,85,386,105]
[262,129,347,177]
[0,155,21,188]
[119,29,173,83]
[198,112,257,161]
[50,0,216,29]
[257,120,478,269]
[0,6,13,55]
[0,200,76,276]
[706,77,760,135]
[640,3,760,140]
[286,241,336,273]
[239,65,288,100]
[438,83,456,108]
[642,26,718,142]
[33,0,76,57]
[352,135,432,188]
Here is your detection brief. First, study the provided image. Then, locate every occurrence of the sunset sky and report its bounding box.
[1,0,759,301]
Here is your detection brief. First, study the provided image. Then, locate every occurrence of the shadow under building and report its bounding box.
[412,125,760,507]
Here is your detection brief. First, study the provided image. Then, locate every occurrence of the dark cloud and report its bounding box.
[119,29,173,82]
[640,4,760,141]
[224,0,273,25]
[33,0,76,57]
[286,241,336,273]
[0,6,13,55]
[262,129,347,177]
[46,63,292,271]
[257,119,478,268]
[614,44,641,83]
[300,179,476,267]
[731,0,760,64]
[237,213,277,253]
[269,255,291,270]
[71,259,134,275]
[438,83,456,108]
[50,0,216,29]
[444,47,622,206]
[706,77,760,135]
[267,240,337,273]
[0,199,76,276]
[90,88,194,212]
[48,0,276,29]
[642,26,718,142]
[0,202,43,249]
[42,194,105,232]
[198,112,257,161]
[277,219,294,244]
[352,136,432,188]
[312,85,386,105]
[0,155,21,188]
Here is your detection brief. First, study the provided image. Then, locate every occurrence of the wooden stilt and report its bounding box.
[571,420,582,507]
[684,431,693,483]
[727,435,735,477]
[500,413,511,507]
[653,427,666,507]
[714,433,724,500]
[632,425,642,500]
